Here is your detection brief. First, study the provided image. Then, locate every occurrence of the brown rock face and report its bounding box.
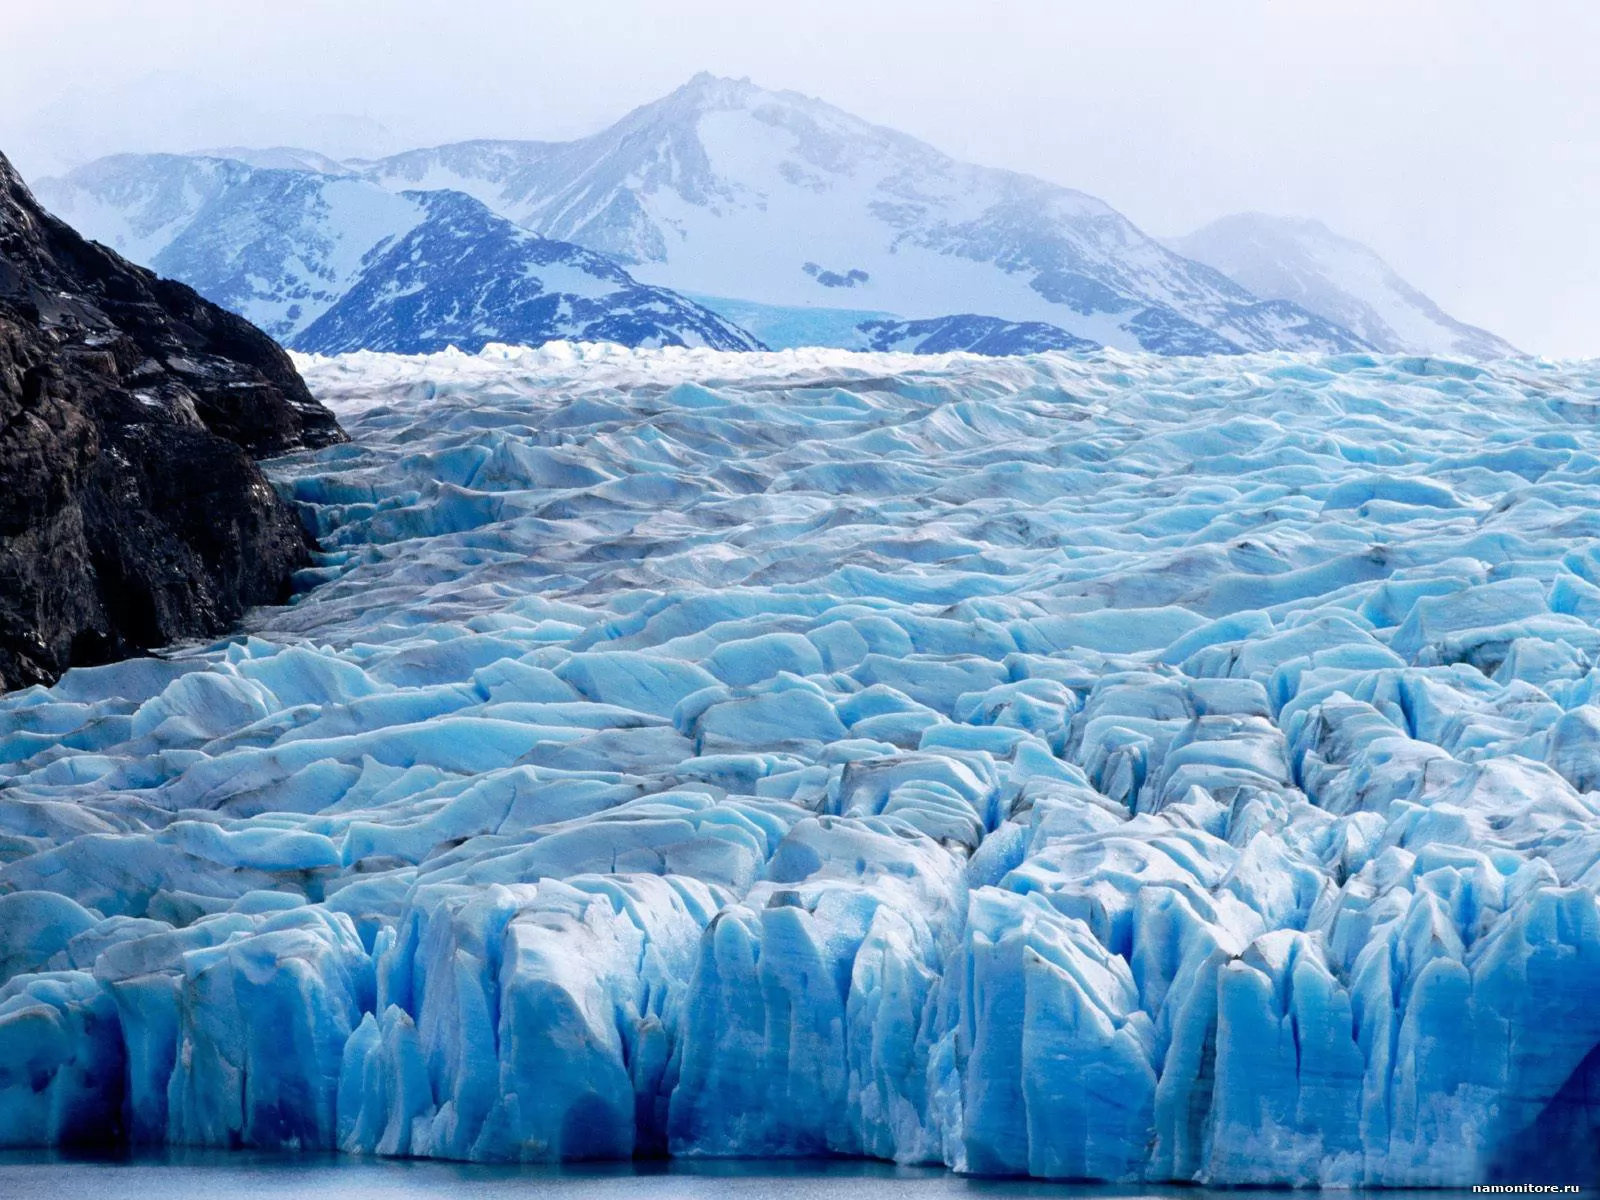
[0,149,345,690]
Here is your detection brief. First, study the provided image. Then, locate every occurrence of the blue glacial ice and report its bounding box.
[5,341,1600,1184]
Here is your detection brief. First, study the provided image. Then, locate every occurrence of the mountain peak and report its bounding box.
[647,73,855,129]
[668,71,769,110]
[683,70,752,89]
[1170,212,1520,357]
[46,74,1526,360]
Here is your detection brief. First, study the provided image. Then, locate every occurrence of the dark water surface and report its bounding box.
[0,1152,1498,1200]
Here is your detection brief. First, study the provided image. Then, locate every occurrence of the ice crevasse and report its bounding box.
[4,342,1600,1184]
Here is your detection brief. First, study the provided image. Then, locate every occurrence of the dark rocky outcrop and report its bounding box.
[0,149,345,690]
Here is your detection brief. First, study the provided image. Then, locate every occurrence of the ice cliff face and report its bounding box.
[32,156,761,355]
[3,343,1600,1184]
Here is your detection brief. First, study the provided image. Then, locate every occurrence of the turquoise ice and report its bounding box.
[3,342,1600,1184]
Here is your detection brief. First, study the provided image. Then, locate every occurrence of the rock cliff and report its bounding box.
[0,149,343,689]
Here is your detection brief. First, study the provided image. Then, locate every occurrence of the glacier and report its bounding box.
[3,342,1600,1184]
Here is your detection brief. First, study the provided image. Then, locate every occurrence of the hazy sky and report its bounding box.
[3,1,1596,356]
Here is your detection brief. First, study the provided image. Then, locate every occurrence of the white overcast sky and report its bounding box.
[3,0,1596,356]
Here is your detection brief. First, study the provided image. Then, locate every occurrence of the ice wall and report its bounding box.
[4,342,1600,1184]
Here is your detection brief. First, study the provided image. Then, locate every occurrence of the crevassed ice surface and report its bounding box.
[5,343,1600,1185]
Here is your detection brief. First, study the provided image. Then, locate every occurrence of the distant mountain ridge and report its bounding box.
[295,189,761,355]
[339,73,1370,356]
[857,314,1097,356]
[1167,213,1519,358]
[34,154,762,355]
[29,74,1519,359]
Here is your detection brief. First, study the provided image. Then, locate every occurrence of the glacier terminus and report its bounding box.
[2,343,1600,1185]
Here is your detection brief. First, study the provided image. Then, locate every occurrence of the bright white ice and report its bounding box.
[5,343,1600,1184]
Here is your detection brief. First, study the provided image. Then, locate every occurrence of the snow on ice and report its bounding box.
[4,342,1600,1184]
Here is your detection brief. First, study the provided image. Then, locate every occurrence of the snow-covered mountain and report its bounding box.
[32,155,761,354]
[296,190,759,355]
[201,145,350,174]
[347,74,1367,356]
[1167,213,1520,358]
[44,76,1521,360]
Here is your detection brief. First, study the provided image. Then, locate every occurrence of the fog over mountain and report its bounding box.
[3,1,1594,355]
[38,76,1524,360]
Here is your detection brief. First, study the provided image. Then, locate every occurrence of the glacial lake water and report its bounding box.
[0,1152,1497,1199]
